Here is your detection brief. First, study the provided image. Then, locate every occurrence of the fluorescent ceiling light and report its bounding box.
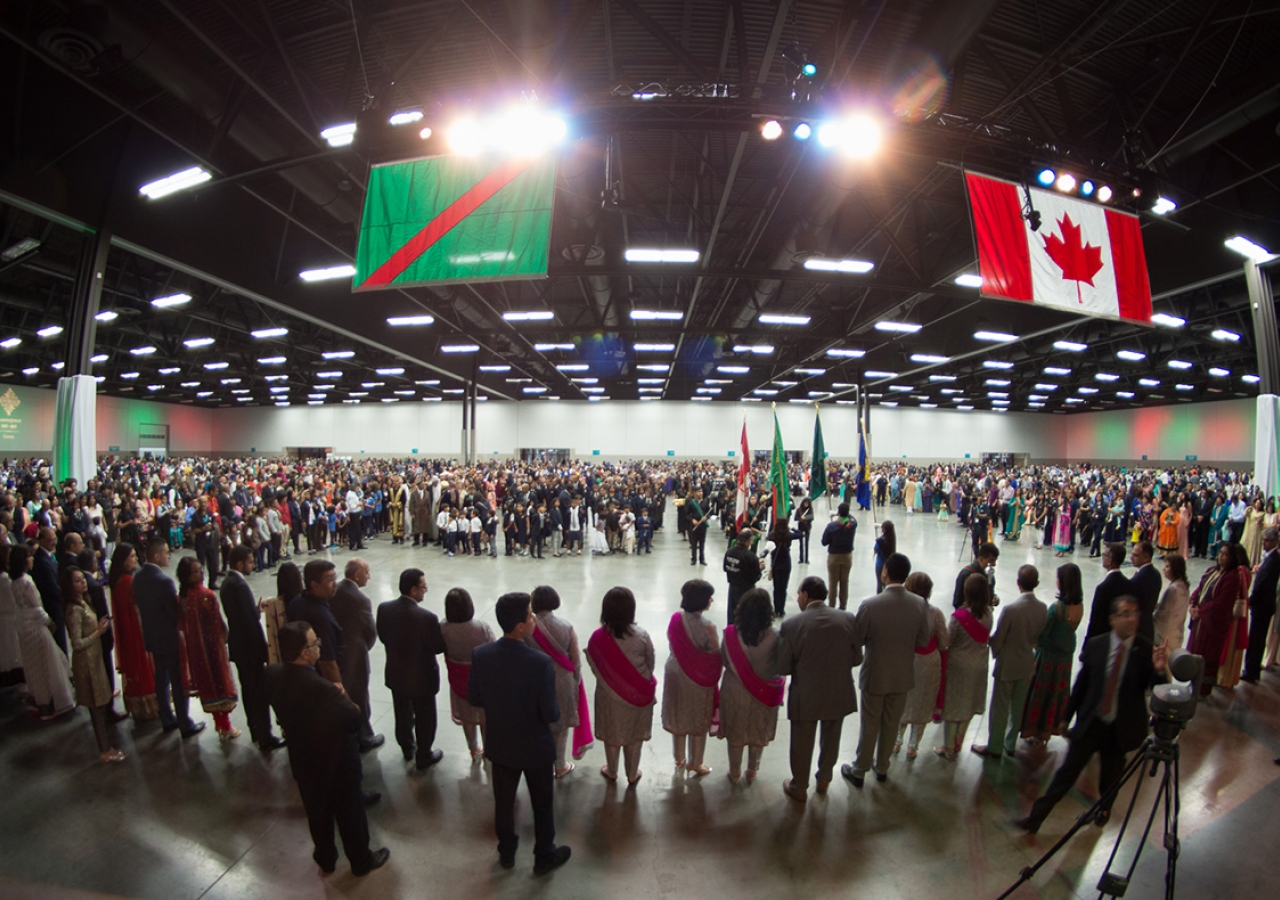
[754,388,778,395]
[130,346,157,356]
[196,391,213,397]
[983,360,1014,369]
[803,257,874,274]
[1168,360,1193,369]
[827,348,865,358]
[889,385,913,392]
[360,382,384,388]
[158,367,178,375]
[992,399,1010,405]
[181,381,200,387]
[415,379,440,386]
[556,364,589,372]
[1095,373,1119,381]
[323,350,354,359]
[940,389,961,395]
[222,378,242,385]
[864,370,897,378]
[394,390,415,396]
[139,166,212,199]
[51,362,64,370]
[1208,367,1230,377]
[638,387,662,393]
[251,327,288,339]
[1065,398,1085,404]
[94,310,118,322]
[1211,329,1240,342]
[523,386,548,394]
[717,366,749,374]
[624,248,700,263]
[375,367,405,376]
[90,353,109,363]
[634,343,674,352]
[121,372,140,379]
[21,367,39,375]
[582,387,604,394]
[637,378,664,384]
[954,274,984,288]
[300,264,356,282]
[312,384,334,390]
[1150,313,1186,328]
[1242,374,1260,383]
[984,379,1010,386]
[503,310,554,321]
[636,364,670,372]
[587,396,609,402]
[630,310,683,321]
[734,345,774,354]
[1139,378,1160,386]
[1224,236,1276,262]
[929,375,957,382]
[387,315,434,326]
[920,403,938,408]
[696,387,721,394]
[204,361,229,370]
[571,377,598,384]
[759,314,811,326]
[987,391,1009,398]
[773,380,798,387]
[1151,196,1177,215]
[794,368,826,376]
[1029,394,1048,401]
[1117,391,1135,399]
[1175,383,1194,391]
[320,123,356,147]
[505,378,531,383]
[348,391,368,397]
[151,293,191,308]
[692,396,713,402]
[910,354,949,364]
[874,321,921,333]
[388,110,423,126]
[184,337,215,348]
[974,330,1017,342]
[479,365,511,372]
[1044,367,1071,375]
[704,379,732,385]
[258,356,286,365]
[316,371,342,378]
[1078,386,1099,394]
[879,401,898,407]
[1053,340,1087,352]
[0,337,20,349]
[534,343,574,351]
[440,344,479,353]
[37,325,63,338]
[1116,350,1146,361]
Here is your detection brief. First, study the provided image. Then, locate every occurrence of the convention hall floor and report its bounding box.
[3,505,1276,900]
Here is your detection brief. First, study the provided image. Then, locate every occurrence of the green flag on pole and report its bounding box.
[810,404,827,500]
[354,153,557,291]
[770,405,792,522]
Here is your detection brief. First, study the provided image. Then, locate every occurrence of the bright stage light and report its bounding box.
[1096,185,1113,203]
[389,110,423,126]
[817,115,881,158]
[802,62,817,77]
[139,166,212,199]
[794,122,812,140]
[1055,173,1076,193]
[761,120,783,140]
[1080,180,1095,197]
[1152,196,1178,215]
[446,106,567,156]
[1036,169,1056,186]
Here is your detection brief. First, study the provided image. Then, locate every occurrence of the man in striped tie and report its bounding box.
[1014,596,1169,834]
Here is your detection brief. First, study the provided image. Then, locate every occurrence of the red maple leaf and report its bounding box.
[1042,213,1104,304]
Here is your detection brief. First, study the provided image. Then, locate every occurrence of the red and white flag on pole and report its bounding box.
[736,420,751,532]
[965,171,1152,324]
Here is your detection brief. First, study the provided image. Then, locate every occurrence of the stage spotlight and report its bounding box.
[817,122,839,148]
[1056,173,1076,192]
[1080,180,1095,197]
[1036,168,1056,186]
[1097,185,1113,203]
[838,115,880,158]
[761,120,783,140]
[794,122,812,140]
[1151,196,1177,215]
[802,62,817,78]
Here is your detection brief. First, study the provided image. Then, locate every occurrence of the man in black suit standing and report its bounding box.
[1127,540,1161,643]
[469,592,571,875]
[1085,543,1134,642]
[687,487,710,566]
[33,526,66,653]
[287,560,346,691]
[267,621,389,877]
[332,557,384,753]
[219,545,284,752]
[134,539,204,738]
[1016,596,1169,833]
[1243,528,1280,683]
[376,568,445,769]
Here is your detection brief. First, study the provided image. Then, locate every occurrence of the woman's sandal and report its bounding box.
[599,765,617,781]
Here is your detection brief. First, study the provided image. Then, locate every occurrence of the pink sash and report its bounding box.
[587,627,657,707]
[914,636,939,656]
[723,626,784,707]
[668,612,722,734]
[532,623,595,759]
[953,608,990,644]
[445,658,471,724]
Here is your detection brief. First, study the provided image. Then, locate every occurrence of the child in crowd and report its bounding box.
[636,507,653,554]
[468,507,483,556]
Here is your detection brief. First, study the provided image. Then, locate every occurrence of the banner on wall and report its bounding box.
[1256,394,1280,499]
[54,375,96,488]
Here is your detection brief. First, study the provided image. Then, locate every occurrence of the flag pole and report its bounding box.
[861,385,877,526]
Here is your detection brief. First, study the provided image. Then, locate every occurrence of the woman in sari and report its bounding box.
[1156,502,1179,554]
[719,588,783,782]
[10,545,74,719]
[1176,495,1192,560]
[527,585,591,778]
[63,567,127,762]
[1021,563,1083,743]
[1005,488,1025,541]
[261,562,301,665]
[895,572,948,759]
[1216,544,1252,689]
[1241,497,1266,564]
[441,587,493,763]
[936,573,992,760]
[662,579,720,776]
[1154,554,1191,651]
[107,542,158,720]
[1188,543,1246,694]
[1051,493,1072,556]
[176,556,240,738]
[586,586,655,785]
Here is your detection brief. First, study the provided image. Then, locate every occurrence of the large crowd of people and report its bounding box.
[0,453,1277,877]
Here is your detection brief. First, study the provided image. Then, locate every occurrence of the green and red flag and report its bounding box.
[354,153,557,291]
[769,404,791,523]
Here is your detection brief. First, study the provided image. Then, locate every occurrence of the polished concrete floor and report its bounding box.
[3,505,1277,900]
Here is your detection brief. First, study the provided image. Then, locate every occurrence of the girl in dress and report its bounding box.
[662,579,720,777]
[936,573,992,760]
[719,587,783,782]
[586,587,655,786]
[1051,493,1072,556]
[527,585,591,778]
[895,572,948,759]
[1021,563,1083,742]
[590,508,610,556]
[1156,502,1179,554]
[62,567,127,762]
[441,588,494,762]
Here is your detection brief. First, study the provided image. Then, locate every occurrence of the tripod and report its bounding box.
[997,733,1181,900]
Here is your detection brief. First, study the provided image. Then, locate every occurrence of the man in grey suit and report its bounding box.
[973,564,1047,759]
[776,575,862,802]
[841,553,931,787]
[332,557,384,753]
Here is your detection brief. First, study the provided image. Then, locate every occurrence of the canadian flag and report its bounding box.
[965,172,1152,324]
[736,421,751,532]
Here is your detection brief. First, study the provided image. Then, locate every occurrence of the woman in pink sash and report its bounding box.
[526,585,591,778]
[936,573,993,760]
[441,588,494,762]
[586,587,655,785]
[662,579,721,776]
[896,573,949,760]
[718,588,782,782]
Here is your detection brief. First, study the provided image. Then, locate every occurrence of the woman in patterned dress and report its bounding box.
[1021,563,1083,742]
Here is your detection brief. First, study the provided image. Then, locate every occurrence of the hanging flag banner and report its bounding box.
[964,171,1152,324]
[354,153,557,291]
[810,406,827,501]
[769,405,792,523]
[735,420,752,533]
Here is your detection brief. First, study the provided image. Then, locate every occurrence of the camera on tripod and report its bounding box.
[1149,648,1206,747]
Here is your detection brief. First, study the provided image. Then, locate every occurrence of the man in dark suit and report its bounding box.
[469,592,571,875]
[219,545,284,751]
[1016,596,1169,833]
[267,621,389,877]
[1243,528,1280,683]
[33,526,66,653]
[775,575,862,802]
[376,568,445,769]
[1128,540,1161,643]
[953,542,999,610]
[332,557,384,753]
[687,487,710,566]
[1085,543,1134,642]
[134,539,204,737]
[287,560,346,690]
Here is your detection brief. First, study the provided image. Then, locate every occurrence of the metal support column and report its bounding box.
[1247,259,1280,497]
[468,358,478,465]
[64,228,110,376]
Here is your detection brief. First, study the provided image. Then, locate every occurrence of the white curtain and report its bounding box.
[54,375,96,489]
[1256,394,1280,499]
